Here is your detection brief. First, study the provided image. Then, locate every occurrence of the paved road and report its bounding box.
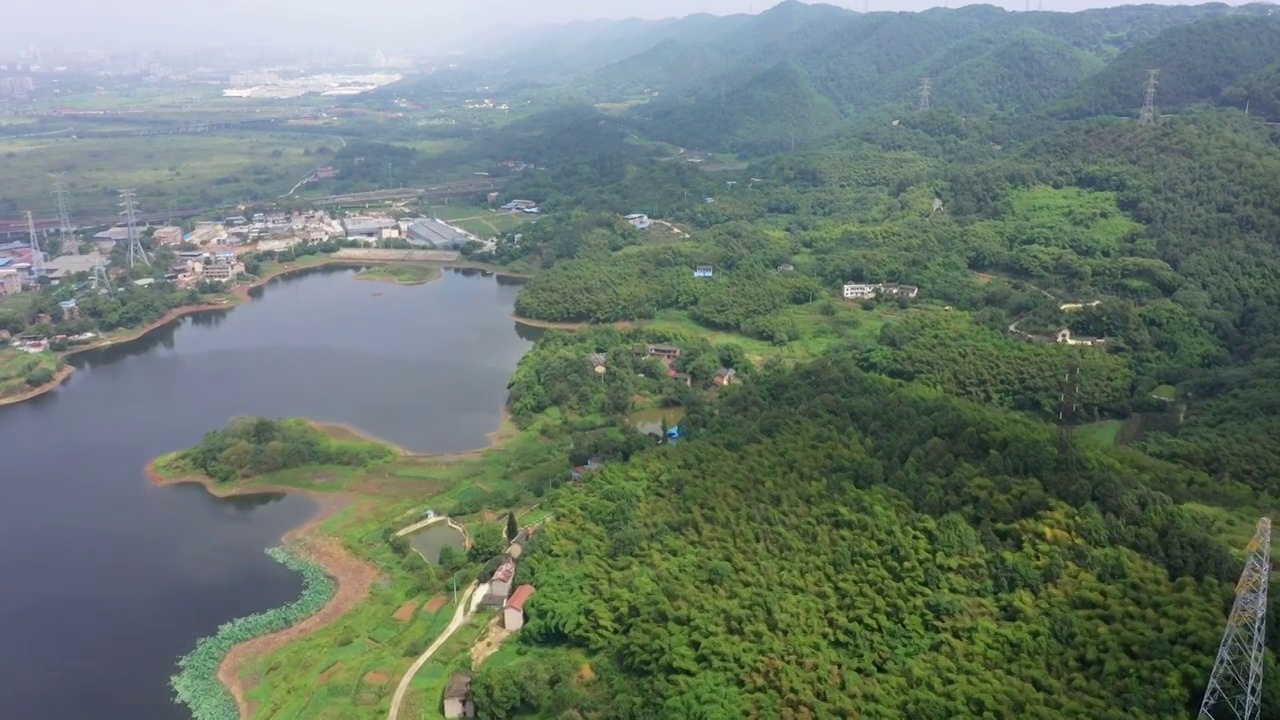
[386,581,479,720]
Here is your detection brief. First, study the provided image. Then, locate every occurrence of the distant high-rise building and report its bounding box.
[0,77,34,99]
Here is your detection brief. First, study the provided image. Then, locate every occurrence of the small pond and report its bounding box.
[408,522,467,565]
[627,407,687,436]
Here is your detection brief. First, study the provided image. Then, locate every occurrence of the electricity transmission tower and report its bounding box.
[51,174,73,246]
[917,78,931,113]
[1198,517,1272,720]
[91,254,112,292]
[25,211,46,279]
[118,189,149,267]
[1139,69,1160,126]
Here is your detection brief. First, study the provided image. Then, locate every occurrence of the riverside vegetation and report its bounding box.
[134,4,1280,719]
[171,547,334,720]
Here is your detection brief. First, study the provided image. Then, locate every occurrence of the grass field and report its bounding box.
[639,302,905,363]
[0,131,341,217]
[425,205,533,238]
[0,349,62,399]
[1152,384,1177,400]
[1075,419,1124,448]
[156,411,575,720]
[355,265,442,285]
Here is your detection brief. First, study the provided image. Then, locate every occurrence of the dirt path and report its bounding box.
[387,581,479,720]
[146,465,382,720]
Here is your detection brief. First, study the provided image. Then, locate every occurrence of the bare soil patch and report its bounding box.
[393,600,419,622]
[363,671,391,686]
[471,615,513,667]
[423,595,448,613]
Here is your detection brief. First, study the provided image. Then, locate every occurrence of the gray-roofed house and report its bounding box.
[406,219,470,249]
[442,672,475,718]
[342,216,396,238]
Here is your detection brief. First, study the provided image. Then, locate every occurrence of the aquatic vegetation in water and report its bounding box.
[170,546,335,720]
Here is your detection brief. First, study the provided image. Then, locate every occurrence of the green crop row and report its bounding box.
[170,546,336,720]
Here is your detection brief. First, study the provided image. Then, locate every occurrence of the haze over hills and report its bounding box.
[439,1,1280,152]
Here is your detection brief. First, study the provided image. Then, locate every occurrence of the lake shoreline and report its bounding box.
[2,256,520,410]
[146,459,380,720]
[145,400,521,718]
[512,314,633,331]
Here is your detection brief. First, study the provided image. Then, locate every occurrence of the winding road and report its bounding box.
[386,581,479,720]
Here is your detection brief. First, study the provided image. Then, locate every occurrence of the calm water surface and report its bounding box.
[0,267,535,718]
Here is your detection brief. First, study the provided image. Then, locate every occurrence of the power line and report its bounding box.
[1199,517,1271,720]
[917,78,931,113]
[118,189,150,268]
[25,210,46,279]
[1139,69,1160,126]
[51,174,73,245]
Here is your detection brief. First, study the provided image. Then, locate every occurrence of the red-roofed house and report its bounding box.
[490,559,516,598]
[504,584,536,630]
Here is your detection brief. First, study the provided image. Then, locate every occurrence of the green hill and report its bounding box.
[928,31,1104,114]
[639,63,843,154]
[1054,16,1280,119]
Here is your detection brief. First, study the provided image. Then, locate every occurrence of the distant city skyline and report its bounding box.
[0,0,1258,55]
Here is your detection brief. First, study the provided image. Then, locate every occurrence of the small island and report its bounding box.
[354,264,443,286]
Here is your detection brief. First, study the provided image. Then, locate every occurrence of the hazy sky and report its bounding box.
[0,0,1251,54]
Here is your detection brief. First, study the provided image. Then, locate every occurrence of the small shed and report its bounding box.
[504,584,536,630]
[442,672,475,718]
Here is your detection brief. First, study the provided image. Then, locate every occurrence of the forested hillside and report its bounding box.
[457,2,1277,154]
[486,355,1270,719]
[420,6,1280,718]
[1055,16,1280,119]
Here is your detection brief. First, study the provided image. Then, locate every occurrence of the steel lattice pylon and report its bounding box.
[1199,516,1272,720]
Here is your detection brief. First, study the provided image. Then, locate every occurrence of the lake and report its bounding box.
[0,266,536,718]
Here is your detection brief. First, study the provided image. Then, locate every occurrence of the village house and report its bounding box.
[647,344,682,362]
[152,226,185,246]
[842,282,920,301]
[843,283,878,300]
[1056,329,1104,346]
[625,213,651,230]
[489,560,517,601]
[671,370,692,387]
[570,457,604,482]
[694,265,714,279]
[713,367,738,386]
[879,283,920,299]
[0,268,22,296]
[442,672,476,718]
[503,585,536,631]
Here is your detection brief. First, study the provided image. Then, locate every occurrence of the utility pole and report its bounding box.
[917,78,932,113]
[118,189,150,268]
[1139,69,1160,127]
[1057,363,1080,468]
[1198,517,1272,720]
[25,211,46,279]
[51,174,73,248]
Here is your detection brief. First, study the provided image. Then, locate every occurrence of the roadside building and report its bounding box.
[406,219,470,249]
[200,260,245,283]
[442,672,476,718]
[152,226,184,246]
[503,585,536,631]
[342,216,396,239]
